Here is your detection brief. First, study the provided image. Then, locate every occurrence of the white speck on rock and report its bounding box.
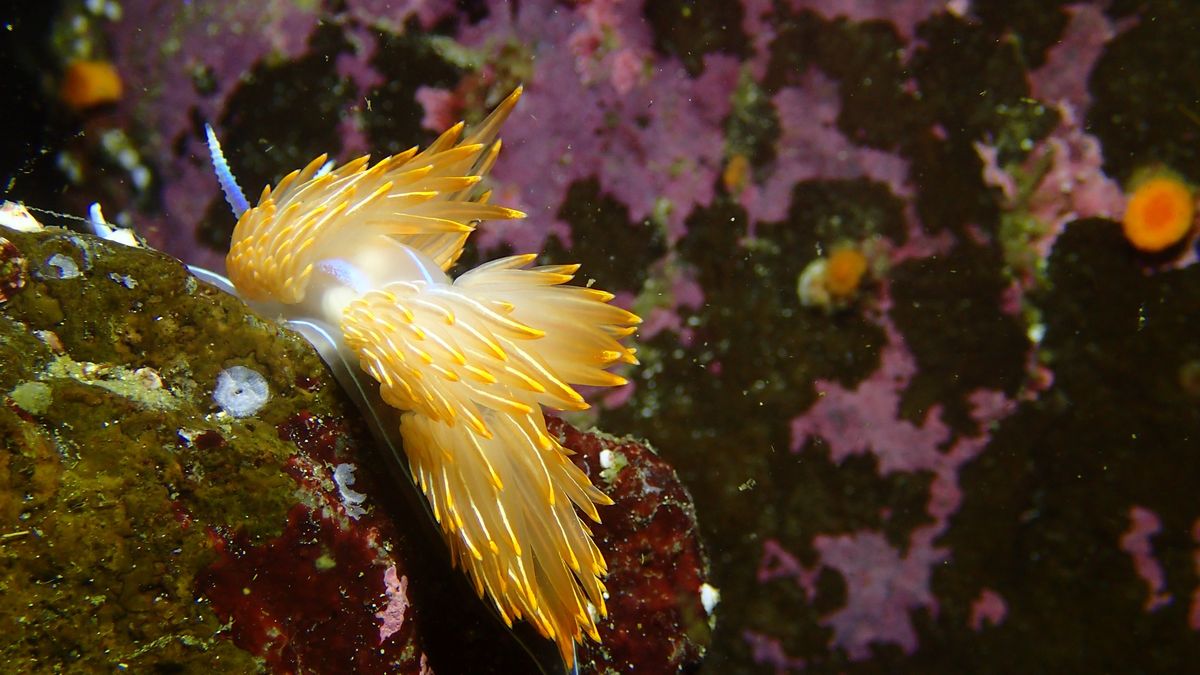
[700,582,721,615]
[133,367,162,390]
[45,253,80,280]
[108,272,137,288]
[213,366,269,418]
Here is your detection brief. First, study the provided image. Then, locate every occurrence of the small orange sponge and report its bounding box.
[1122,173,1195,252]
[825,246,869,298]
[722,153,751,195]
[60,60,123,111]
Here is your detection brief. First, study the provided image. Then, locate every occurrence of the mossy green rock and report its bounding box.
[0,226,373,671]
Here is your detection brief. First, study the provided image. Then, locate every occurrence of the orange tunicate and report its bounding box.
[60,60,123,111]
[722,153,751,195]
[1122,174,1195,252]
[824,246,869,298]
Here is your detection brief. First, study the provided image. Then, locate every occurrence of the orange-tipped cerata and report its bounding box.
[224,87,639,667]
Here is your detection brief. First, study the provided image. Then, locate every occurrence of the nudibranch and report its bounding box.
[212,88,639,667]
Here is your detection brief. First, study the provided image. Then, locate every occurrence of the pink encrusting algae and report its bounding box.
[106,0,460,272]
[975,100,1126,309]
[740,0,781,79]
[764,284,1018,663]
[813,530,945,660]
[109,2,321,270]
[976,104,1124,261]
[969,588,1008,631]
[1119,506,1172,612]
[376,566,411,643]
[429,0,739,251]
[1192,519,1200,630]
[743,629,809,672]
[1028,4,1133,112]
[786,0,962,41]
[343,0,457,33]
[739,69,912,230]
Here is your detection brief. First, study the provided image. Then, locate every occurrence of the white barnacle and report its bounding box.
[213,365,269,418]
[700,582,721,615]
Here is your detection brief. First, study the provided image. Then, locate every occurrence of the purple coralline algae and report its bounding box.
[788,0,965,40]
[443,0,739,250]
[108,2,322,270]
[779,289,1016,661]
[977,105,1125,251]
[1192,521,1200,631]
[968,588,1007,631]
[344,0,457,33]
[739,68,911,229]
[94,0,741,261]
[1119,506,1172,613]
[1027,4,1129,113]
[976,3,1129,292]
[376,565,411,643]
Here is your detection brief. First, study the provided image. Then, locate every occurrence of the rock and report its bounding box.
[0,225,713,673]
[0,225,431,672]
[553,418,713,675]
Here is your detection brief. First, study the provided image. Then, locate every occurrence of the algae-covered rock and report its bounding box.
[557,418,714,675]
[0,226,430,672]
[0,225,715,674]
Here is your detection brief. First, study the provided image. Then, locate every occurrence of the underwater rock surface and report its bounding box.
[0,226,711,673]
[0,225,431,671]
[554,418,713,674]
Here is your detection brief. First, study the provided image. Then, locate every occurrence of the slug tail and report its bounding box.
[401,408,606,668]
[339,251,637,667]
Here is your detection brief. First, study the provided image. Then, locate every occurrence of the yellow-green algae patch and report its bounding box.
[8,381,51,415]
[0,226,363,671]
[40,354,180,411]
